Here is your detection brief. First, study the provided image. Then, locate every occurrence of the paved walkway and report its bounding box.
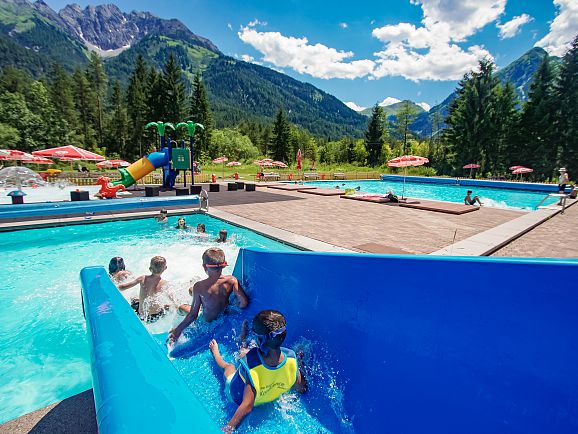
[492,200,578,258]
[210,188,522,254]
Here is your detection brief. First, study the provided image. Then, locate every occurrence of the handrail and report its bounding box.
[199,188,209,212]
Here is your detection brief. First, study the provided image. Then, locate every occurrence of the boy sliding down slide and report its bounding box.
[167,248,249,343]
[209,310,307,432]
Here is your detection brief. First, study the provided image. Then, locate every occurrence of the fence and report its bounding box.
[46,171,211,186]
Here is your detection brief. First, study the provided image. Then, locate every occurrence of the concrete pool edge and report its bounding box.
[432,200,575,256]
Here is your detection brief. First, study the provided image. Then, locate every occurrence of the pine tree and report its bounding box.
[555,34,578,179]
[105,81,128,157]
[86,52,107,147]
[162,53,185,125]
[72,67,96,149]
[189,72,213,154]
[271,108,291,162]
[489,82,518,174]
[47,63,78,145]
[365,104,385,166]
[394,101,418,155]
[517,55,558,179]
[127,55,150,157]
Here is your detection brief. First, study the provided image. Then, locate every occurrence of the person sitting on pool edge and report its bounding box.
[168,248,249,342]
[209,310,307,432]
[464,190,482,206]
[175,217,190,230]
[155,209,168,223]
[108,257,132,283]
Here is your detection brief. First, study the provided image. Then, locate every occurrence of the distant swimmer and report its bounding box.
[209,310,307,432]
[197,223,206,233]
[464,190,482,206]
[155,209,168,223]
[168,248,248,343]
[215,229,229,243]
[175,217,190,230]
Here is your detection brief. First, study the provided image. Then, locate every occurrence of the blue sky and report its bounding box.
[46,0,577,111]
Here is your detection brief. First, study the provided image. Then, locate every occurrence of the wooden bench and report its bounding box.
[304,172,320,180]
[262,172,280,181]
[333,173,346,179]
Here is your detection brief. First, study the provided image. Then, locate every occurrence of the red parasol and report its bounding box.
[226,161,242,166]
[512,167,533,174]
[509,165,524,171]
[96,159,130,169]
[387,155,429,198]
[212,156,228,179]
[22,155,54,165]
[0,149,35,161]
[32,145,105,161]
[296,149,302,171]
[463,163,480,178]
[273,161,288,168]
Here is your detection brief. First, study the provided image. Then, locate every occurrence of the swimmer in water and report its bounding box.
[197,223,206,233]
[155,209,168,223]
[108,257,132,283]
[168,248,248,343]
[209,310,307,432]
[175,217,190,230]
[215,229,228,243]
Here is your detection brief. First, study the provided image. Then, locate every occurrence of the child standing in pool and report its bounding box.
[168,248,249,343]
[108,257,132,283]
[119,256,183,322]
[209,310,307,432]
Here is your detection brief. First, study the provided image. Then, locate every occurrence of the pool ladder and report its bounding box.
[535,193,567,214]
[199,189,209,212]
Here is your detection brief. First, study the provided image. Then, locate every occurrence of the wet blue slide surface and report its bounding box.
[81,251,578,433]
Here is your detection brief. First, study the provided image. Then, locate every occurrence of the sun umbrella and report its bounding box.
[212,156,228,179]
[22,156,54,165]
[463,163,480,178]
[509,165,525,171]
[226,161,242,167]
[273,161,288,168]
[260,158,273,163]
[32,145,105,161]
[96,159,130,169]
[0,149,35,161]
[387,155,429,198]
[512,167,533,174]
[296,149,302,171]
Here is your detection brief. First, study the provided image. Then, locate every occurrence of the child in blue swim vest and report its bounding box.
[209,310,307,432]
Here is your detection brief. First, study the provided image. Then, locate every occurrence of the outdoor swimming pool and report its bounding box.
[0,214,296,424]
[306,180,558,210]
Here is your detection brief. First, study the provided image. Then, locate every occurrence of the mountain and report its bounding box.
[411,47,558,136]
[0,0,367,138]
[359,100,426,118]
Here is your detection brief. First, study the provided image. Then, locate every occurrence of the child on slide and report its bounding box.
[209,310,307,432]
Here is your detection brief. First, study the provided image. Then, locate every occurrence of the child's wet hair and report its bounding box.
[197,223,206,232]
[254,310,287,349]
[109,257,125,274]
[202,248,226,270]
[149,256,166,274]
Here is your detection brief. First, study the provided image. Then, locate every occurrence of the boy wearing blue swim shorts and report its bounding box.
[209,310,307,432]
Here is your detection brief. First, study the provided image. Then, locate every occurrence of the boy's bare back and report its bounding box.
[140,275,167,315]
[192,274,240,322]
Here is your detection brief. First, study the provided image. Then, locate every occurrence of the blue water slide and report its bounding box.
[80,266,220,434]
[233,249,578,434]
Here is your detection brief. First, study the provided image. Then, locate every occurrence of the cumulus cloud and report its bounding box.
[497,14,533,39]
[379,97,402,106]
[416,102,431,111]
[370,0,500,81]
[344,101,366,111]
[248,19,267,27]
[238,27,375,79]
[536,0,578,57]
[339,22,348,29]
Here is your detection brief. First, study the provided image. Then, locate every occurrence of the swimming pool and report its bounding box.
[0,214,296,424]
[305,180,558,210]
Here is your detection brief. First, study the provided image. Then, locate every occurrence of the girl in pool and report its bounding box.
[175,218,190,230]
[109,257,132,283]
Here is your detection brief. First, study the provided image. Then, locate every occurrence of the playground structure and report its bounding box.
[111,121,203,191]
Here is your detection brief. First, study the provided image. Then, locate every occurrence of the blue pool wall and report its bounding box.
[0,196,199,219]
[79,266,220,434]
[380,174,570,192]
[233,249,578,434]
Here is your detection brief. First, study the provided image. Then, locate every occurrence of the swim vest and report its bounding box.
[231,347,298,405]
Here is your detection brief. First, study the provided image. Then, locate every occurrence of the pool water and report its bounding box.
[0,214,296,424]
[305,180,558,211]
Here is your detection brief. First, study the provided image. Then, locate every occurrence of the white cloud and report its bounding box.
[227,23,233,31]
[339,22,348,29]
[344,101,366,111]
[238,27,375,79]
[416,102,431,111]
[248,19,267,27]
[497,14,533,39]
[379,97,401,106]
[536,0,578,57]
[370,0,500,81]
